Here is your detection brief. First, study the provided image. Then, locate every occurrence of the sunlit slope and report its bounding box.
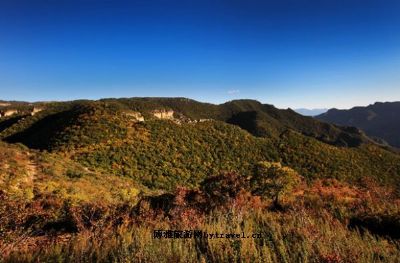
[1,100,399,190]
[0,141,142,204]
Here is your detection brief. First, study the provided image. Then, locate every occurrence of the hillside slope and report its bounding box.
[316,102,400,148]
[1,99,399,190]
[0,141,144,204]
[102,98,370,147]
[2,98,400,262]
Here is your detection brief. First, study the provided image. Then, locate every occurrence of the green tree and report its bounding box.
[251,161,301,207]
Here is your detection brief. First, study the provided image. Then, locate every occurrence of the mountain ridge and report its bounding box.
[316,101,400,148]
[0,97,373,148]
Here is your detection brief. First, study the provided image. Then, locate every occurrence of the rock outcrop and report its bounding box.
[0,109,18,117]
[31,107,44,116]
[151,109,174,120]
[124,111,145,122]
[0,107,45,118]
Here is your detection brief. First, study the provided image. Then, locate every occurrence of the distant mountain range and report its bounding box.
[294,108,328,116]
[316,102,400,148]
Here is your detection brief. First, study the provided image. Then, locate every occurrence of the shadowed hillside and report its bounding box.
[317,102,400,148]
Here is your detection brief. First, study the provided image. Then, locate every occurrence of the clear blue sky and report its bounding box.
[0,0,399,109]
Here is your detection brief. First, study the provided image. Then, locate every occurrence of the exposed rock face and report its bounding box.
[31,107,44,116]
[152,109,174,120]
[198,119,212,123]
[0,107,44,118]
[185,118,213,124]
[0,109,18,117]
[0,103,11,107]
[124,111,145,122]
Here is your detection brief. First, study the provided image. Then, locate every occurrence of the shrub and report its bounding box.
[200,172,249,211]
[251,161,301,207]
[66,169,83,179]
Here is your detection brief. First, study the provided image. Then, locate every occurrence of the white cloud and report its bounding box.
[227,89,240,95]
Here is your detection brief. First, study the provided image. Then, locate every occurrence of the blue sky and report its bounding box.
[0,0,399,109]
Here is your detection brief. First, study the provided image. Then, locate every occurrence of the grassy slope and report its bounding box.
[7,210,400,263]
[0,141,144,204]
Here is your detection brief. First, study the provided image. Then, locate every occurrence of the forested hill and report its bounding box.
[0,97,379,149]
[0,97,399,191]
[100,97,372,147]
[316,101,400,148]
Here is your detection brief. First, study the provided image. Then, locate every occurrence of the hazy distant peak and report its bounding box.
[294,108,328,116]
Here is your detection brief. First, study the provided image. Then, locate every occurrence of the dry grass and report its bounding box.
[3,208,400,263]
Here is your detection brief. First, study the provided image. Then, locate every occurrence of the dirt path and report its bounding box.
[24,153,38,185]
